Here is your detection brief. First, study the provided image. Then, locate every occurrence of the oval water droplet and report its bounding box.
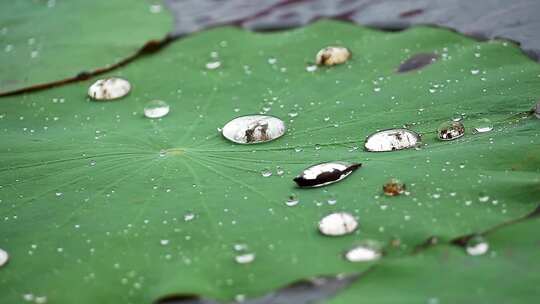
[144,100,170,119]
[471,118,493,133]
[383,178,406,196]
[0,248,9,267]
[221,115,286,144]
[261,168,272,177]
[293,162,361,188]
[285,194,299,207]
[88,77,131,101]
[318,212,358,236]
[397,53,439,73]
[205,61,221,70]
[235,253,255,264]
[364,129,421,152]
[306,64,317,72]
[466,235,489,256]
[437,121,465,141]
[184,212,195,222]
[316,46,351,66]
[345,241,382,262]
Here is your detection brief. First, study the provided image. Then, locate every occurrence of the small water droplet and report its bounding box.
[221,115,286,144]
[471,118,493,133]
[276,166,285,176]
[437,121,465,141]
[364,129,421,152]
[383,178,406,196]
[267,57,277,65]
[478,193,490,203]
[466,235,489,256]
[205,61,221,70]
[89,160,96,166]
[344,240,382,262]
[88,77,131,101]
[0,248,9,267]
[143,100,170,119]
[288,111,298,118]
[470,69,480,75]
[293,162,361,188]
[261,168,272,177]
[285,194,299,207]
[316,46,351,66]
[306,64,317,72]
[235,253,255,264]
[160,239,169,246]
[184,212,195,222]
[318,212,358,236]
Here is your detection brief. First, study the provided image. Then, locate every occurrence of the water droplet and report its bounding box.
[397,53,439,73]
[88,77,131,101]
[276,166,285,176]
[383,178,406,196]
[306,64,317,72]
[437,121,465,141]
[316,46,351,66]
[184,212,195,222]
[221,115,286,144]
[288,111,298,118]
[364,129,421,152]
[471,118,493,133]
[293,162,361,188]
[235,253,255,264]
[0,248,9,267]
[35,296,47,304]
[267,57,277,65]
[89,160,96,166]
[160,239,169,246]
[261,168,272,177]
[143,100,170,119]
[326,193,337,205]
[466,235,489,256]
[318,212,358,236]
[285,194,299,207]
[470,69,480,75]
[205,61,221,70]
[478,193,490,203]
[344,241,382,262]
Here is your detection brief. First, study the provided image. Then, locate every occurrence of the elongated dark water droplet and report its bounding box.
[88,77,131,101]
[293,162,361,188]
[437,121,465,141]
[318,212,358,236]
[364,129,421,152]
[222,115,286,144]
[397,53,439,73]
[533,100,540,119]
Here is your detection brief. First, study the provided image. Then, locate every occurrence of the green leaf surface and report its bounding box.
[0,0,172,94]
[0,20,539,303]
[327,217,540,304]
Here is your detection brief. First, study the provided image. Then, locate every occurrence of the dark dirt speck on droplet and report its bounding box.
[397,53,439,73]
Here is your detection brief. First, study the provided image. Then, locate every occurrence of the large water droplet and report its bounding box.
[293,162,361,188]
[383,178,406,196]
[318,212,358,236]
[471,118,493,133]
[345,241,382,262]
[88,77,131,101]
[364,129,421,152]
[221,115,286,144]
[397,53,439,73]
[144,100,170,119]
[316,46,351,66]
[437,121,465,141]
[466,235,489,256]
[0,248,8,267]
